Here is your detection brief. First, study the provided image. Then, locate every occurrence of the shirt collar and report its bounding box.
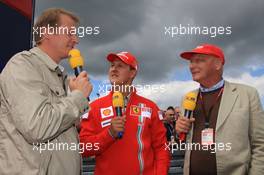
[200,79,225,93]
[124,92,132,106]
[30,47,59,71]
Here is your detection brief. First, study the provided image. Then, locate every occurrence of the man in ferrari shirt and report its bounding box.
[79,51,170,175]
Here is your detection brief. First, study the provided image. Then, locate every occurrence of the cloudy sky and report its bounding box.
[35,0,264,109]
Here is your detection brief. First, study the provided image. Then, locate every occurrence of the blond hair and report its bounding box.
[34,8,79,45]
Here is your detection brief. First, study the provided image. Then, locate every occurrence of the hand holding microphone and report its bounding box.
[176,92,197,142]
[109,91,126,139]
[68,49,92,99]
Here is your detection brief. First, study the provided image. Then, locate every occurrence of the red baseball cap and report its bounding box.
[107,51,138,70]
[180,44,225,65]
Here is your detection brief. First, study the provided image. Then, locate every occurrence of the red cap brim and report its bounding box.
[180,51,222,61]
[107,53,135,69]
[180,51,200,60]
[107,53,118,62]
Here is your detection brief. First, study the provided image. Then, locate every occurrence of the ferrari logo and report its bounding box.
[130,105,141,116]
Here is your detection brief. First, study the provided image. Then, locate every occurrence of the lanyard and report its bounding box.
[169,123,174,134]
[199,87,224,128]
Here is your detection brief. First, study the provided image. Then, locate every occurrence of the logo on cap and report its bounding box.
[196,46,204,49]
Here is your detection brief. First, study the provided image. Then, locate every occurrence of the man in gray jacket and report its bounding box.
[176,44,264,175]
[0,8,92,175]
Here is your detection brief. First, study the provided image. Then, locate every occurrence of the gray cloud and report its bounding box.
[35,0,147,45]
[35,0,264,83]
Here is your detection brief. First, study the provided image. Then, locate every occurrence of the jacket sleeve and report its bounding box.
[151,104,171,175]
[248,88,264,175]
[1,55,89,144]
[79,103,116,157]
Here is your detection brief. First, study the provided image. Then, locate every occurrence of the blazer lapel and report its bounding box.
[216,81,238,131]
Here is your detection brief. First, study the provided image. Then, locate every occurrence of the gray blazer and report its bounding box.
[183,81,264,175]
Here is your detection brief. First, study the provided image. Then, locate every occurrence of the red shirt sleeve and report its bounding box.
[79,103,116,157]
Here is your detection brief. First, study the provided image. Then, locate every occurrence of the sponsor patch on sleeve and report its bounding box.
[100,106,114,119]
[101,119,112,128]
[158,111,164,120]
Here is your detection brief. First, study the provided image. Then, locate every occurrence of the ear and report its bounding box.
[215,59,222,71]
[129,69,137,79]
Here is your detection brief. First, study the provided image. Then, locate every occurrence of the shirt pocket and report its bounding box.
[48,85,66,103]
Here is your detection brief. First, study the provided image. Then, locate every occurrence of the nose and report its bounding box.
[112,66,118,72]
[189,61,195,70]
[109,65,116,72]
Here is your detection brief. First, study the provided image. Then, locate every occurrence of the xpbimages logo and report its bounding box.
[33,24,100,38]
[164,24,232,38]
[98,82,166,94]
[32,141,100,154]
[165,141,232,154]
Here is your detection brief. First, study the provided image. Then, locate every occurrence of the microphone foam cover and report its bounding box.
[68,49,84,69]
[182,92,197,111]
[112,91,124,108]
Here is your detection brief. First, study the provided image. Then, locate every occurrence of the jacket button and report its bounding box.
[56,91,59,95]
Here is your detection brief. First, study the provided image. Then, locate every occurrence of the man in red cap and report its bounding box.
[176,44,264,175]
[80,51,170,175]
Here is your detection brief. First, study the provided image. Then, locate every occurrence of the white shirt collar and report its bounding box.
[200,79,225,93]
